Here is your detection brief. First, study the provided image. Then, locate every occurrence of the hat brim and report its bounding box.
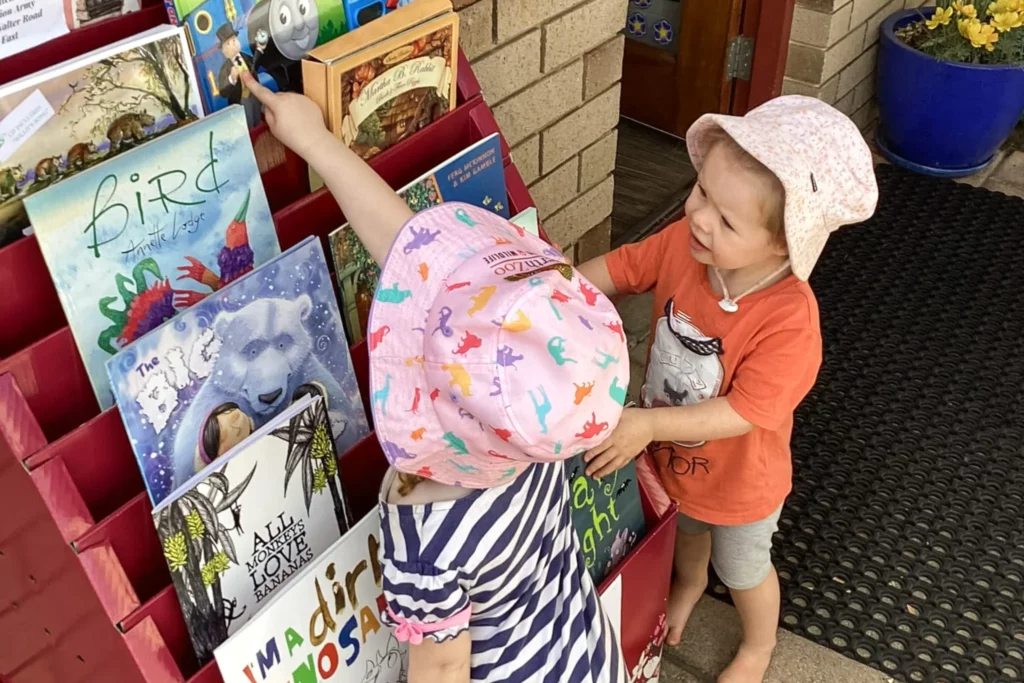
[367,203,563,487]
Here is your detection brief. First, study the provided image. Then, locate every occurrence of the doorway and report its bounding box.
[611,0,794,245]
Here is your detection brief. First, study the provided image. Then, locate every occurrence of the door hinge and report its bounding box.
[726,36,755,81]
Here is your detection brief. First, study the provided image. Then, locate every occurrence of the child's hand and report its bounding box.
[242,72,329,159]
[584,407,653,479]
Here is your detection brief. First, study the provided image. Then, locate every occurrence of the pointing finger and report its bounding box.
[241,72,274,106]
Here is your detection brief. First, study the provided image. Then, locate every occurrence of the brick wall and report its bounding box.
[783,0,932,130]
[455,0,627,263]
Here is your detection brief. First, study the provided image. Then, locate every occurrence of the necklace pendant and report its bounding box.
[718,298,739,313]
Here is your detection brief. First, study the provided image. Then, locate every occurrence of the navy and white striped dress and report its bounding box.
[379,461,626,682]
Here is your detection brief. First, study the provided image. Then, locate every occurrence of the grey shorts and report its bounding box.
[677,505,783,591]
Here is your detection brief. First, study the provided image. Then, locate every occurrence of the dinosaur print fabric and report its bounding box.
[367,202,629,488]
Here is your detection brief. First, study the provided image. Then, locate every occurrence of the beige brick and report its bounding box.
[853,73,875,109]
[458,0,494,61]
[496,0,578,42]
[866,0,902,44]
[543,0,627,71]
[790,4,852,47]
[836,44,877,98]
[451,0,479,9]
[493,60,583,146]
[472,30,542,103]
[579,129,618,190]
[797,0,852,11]
[584,34,625,100]
[835,88,857,115]
[851,100,879,130]
[850,0,892,27]
[573,217,612,263]
[545,175,615,246]
[512,136,541,185]
[530,159,580,218]
[541,83,621,172]
[785,42,826,83]
[822,23,866,81]
[782,74,840,103]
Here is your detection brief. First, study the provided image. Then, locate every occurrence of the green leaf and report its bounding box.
[164,532,188,572]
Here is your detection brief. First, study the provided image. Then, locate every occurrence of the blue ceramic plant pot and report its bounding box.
[876,8,1024,177]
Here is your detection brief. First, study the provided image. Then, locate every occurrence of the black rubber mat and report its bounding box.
[708,164,1024,683]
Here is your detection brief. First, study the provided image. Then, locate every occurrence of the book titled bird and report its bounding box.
[24,105,280,410]
[153,391,354,664]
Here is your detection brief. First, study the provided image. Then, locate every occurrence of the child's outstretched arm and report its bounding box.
[584,401,753,479]
[243,73,412,264]
[576,254,619,297]
[407,631,471,683]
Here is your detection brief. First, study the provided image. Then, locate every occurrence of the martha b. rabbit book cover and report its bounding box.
[107,235,370,506]
[153,391,354,664]
[24,105,280,411]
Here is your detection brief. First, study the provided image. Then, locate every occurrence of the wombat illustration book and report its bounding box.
[107,235,370,506]
[153,391,354,664]
[328,132,507,345]
[25,106,280,411]
[214,510,408,683]
[162,0,353,128]
[0,24,202,246]
[566,452,646,585]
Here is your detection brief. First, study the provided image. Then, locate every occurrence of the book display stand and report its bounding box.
[0,11,675,683]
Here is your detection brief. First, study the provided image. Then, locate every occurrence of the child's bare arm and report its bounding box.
[585,400,752,479]
[242,73,412,265]
[408,631,472,683]
[576,254,619,297]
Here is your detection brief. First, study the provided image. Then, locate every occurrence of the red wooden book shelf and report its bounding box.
[0,15,674,683]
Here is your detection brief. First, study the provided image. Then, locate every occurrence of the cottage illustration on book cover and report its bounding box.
[108,236,370,505]
[566,452,647,585]
[24,105,280,410]
[154,392,354,664]
[165,0,350,127]
[0,26,202,244]
[328,133,507,345]
[214,512,408,683]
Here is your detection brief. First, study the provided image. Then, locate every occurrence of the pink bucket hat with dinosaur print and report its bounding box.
[686,94,878,281]
[367,202,629,488]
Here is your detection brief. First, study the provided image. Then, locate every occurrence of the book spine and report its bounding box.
[163,0,180,26]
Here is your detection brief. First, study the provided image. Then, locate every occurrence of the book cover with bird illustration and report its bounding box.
[0,24,203,247]
[24,105,280,410]
[565,452,646,586]
[107,235,369,506]
[215,510,408,683]
[153,392,353,664]
[328,132,507,345]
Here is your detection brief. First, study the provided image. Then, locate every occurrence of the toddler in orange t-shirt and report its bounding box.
[577,96,878,683]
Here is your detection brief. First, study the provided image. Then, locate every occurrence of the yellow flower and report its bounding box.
[988,0,1021,14]
[952,1,977,18]
[959,17,1000,49]
[926,5,955,28]
[990,10,1022,31]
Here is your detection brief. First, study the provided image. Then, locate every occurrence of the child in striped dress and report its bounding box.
[245,74,631,683]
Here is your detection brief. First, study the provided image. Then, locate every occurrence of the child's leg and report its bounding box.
[710,507,783,683]
[666,514,713,645]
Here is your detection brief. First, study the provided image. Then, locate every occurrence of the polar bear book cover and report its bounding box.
[24,105,280,411]
[153,393,354,664]
[107,235,370,505]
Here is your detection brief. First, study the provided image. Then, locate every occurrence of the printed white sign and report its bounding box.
[0,0,68,61]
[0,89,55,162]
[600,575,623,644]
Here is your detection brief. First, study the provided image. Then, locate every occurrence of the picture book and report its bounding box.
[24,106,279,411]
[214,511,408,683]
[67,0,140,28]
[107,235,370,505]
[154,392,354,663]
[163,0,353,127]
[510,207,540,238]
[303,0,458,161]
[566,452,647,585]
[328,132,506,345]
[0,24,202,246]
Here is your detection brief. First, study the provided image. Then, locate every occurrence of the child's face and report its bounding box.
[684,143,787,271]
[217,408,252,454]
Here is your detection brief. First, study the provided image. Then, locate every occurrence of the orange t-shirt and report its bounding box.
[605,218,822,525]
